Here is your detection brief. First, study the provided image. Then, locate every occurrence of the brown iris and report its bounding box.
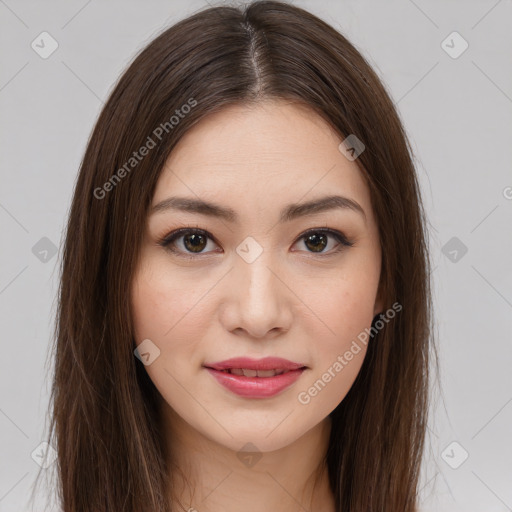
[304,233,327,253]
[183,233,207,253]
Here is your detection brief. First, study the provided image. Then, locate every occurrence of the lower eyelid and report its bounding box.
[159,228,353,256]
[161,230,218,254]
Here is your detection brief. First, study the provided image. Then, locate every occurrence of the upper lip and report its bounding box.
[204,357,307,371]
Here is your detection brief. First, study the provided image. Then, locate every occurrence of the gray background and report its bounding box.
[1,0,511,510]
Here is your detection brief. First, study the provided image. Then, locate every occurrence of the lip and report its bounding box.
[205,367,306,398]
[204,357,306,372]
[203,357,308,399]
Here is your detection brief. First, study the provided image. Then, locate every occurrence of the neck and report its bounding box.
[161,405,335,512]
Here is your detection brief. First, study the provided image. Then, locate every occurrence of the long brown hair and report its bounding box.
[35,1,436,510]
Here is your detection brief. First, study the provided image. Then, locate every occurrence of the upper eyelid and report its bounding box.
[162,226,343,241]
[160,227,352,252]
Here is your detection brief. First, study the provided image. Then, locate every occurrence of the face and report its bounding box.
[131,100,383,453]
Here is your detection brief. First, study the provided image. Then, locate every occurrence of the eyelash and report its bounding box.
[157,227,354,260]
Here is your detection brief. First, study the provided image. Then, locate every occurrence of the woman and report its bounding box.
[39,1,435,510]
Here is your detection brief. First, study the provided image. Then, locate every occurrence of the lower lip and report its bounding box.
[205,367,306,398]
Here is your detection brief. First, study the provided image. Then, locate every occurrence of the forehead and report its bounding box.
[153,100,373,223]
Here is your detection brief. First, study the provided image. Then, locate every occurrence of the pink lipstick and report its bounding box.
[203,357,307,398]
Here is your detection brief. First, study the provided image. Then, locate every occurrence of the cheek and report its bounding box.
[131,261,208,360]
[308,259,380,347]
[296,254,379,407]
[296,285,374,413]
[311,285,371,369]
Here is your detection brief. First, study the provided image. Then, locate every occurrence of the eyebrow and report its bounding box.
[150,194,366,223]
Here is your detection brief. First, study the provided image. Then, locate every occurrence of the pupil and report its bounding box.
[305,233,327,252]
[184,234,206,253]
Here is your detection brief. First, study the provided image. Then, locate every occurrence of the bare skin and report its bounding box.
[131,99,383,512]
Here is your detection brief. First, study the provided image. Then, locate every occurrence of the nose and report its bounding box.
[219,251,293,339]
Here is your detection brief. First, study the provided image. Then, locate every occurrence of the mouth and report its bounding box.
[202,357,308,398]
[213,368,299,377]
[203,356,307,374]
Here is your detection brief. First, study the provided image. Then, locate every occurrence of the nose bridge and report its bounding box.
[237,246,281,306]
[225,242,291,337]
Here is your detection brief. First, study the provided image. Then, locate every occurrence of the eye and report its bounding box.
[158,227,219,258]
[292,228,354,255]
[158,227,354,259]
